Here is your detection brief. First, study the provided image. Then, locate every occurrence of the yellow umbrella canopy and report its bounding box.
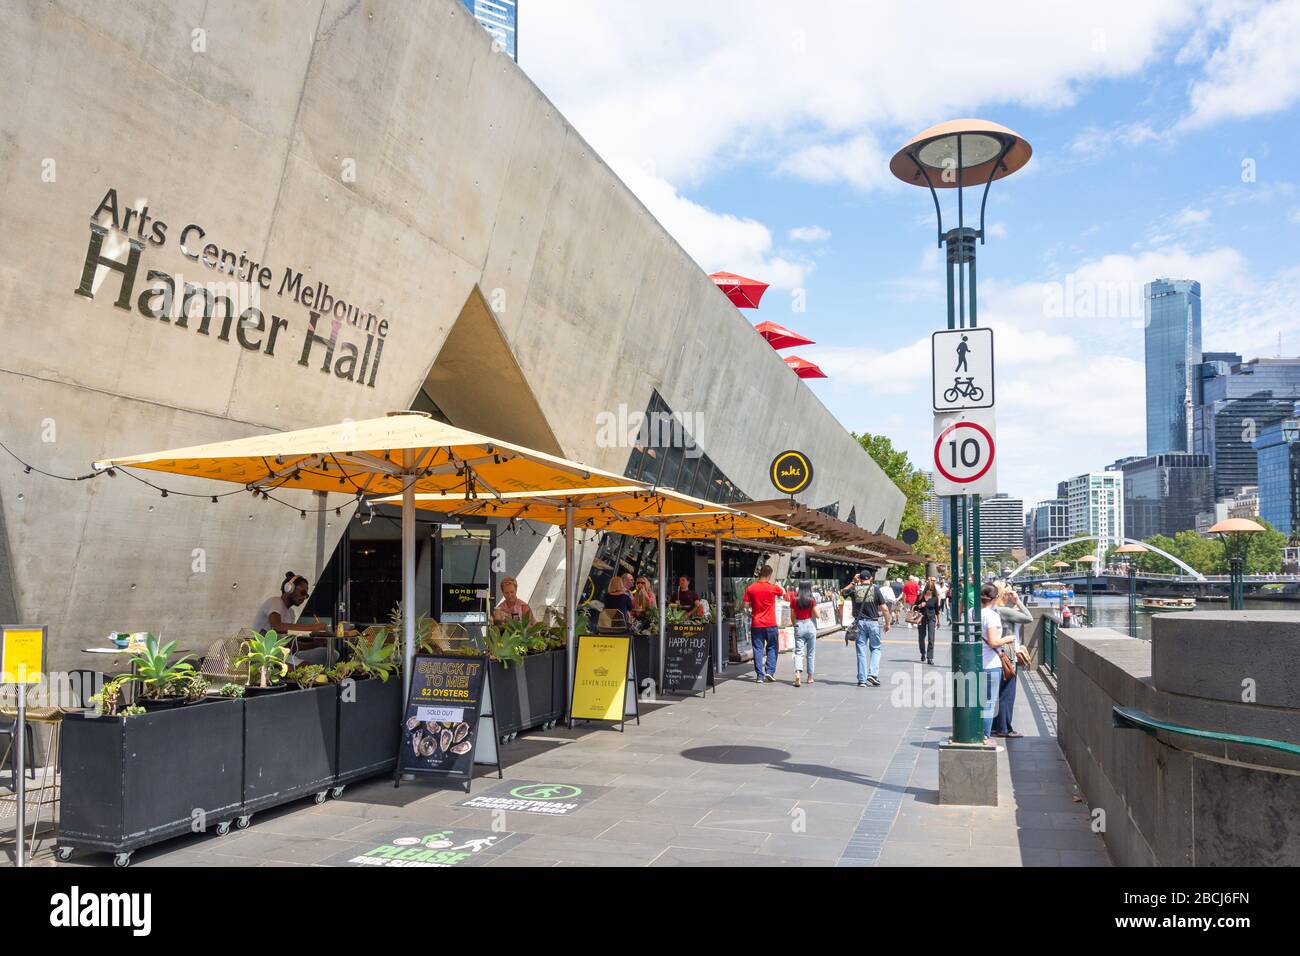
[94,412,634,497]
[374,486,805,541]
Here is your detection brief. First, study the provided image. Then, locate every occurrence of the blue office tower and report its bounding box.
[1144,279,1202,455]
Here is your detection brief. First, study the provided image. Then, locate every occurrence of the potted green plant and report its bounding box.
[286,664,327,689]
[126,634,198,712]
[234,628,290,692]
[334,627,401,789]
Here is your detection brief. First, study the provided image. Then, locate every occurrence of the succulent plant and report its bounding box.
[234,629,290,688]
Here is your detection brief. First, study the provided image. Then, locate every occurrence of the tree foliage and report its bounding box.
[1101,519,1287,575]
[854,431,948,577]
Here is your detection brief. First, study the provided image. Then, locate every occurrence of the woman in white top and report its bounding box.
[979,584,1016,745]
[993,583,1032,738]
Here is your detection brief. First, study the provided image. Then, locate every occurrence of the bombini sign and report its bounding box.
[71,187,390,387]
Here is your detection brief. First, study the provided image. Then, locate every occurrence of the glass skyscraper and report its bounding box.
[1254,414,1300,536]
[461,0,518,60]
[1193,357,1300,498]
[1145,279,1202,455]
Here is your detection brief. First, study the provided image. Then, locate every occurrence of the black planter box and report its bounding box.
[242,684,338,813]
[58,699,244,856]
[488,660,523,738]
[488,650,564,739]
[551,648,567,720]
[335,676,402,785]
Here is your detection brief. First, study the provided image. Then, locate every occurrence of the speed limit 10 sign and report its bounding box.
[932,409,997,497]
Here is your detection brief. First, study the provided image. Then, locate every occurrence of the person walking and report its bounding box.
[878,578,897,627]
[901,575,920,626]
[840,573,864,645]
[852,575,889,687]
[980,584,1016,744]
[790,582,817,686]
[992,583,1032,738]
[917,577,941,664]
[743,565,784,683]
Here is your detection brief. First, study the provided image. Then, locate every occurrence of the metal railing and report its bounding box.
[1042,617,1057,673]
[1113,706,1300,757]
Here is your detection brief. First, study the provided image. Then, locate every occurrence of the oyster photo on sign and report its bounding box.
[453,721,469,744]
[449,741,472,755]
[439,729,454,753]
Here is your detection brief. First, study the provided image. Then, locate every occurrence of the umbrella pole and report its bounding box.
[658,522,667,693]
[564,503,575,728]
[401,450,416,705]
[715,534,724,673]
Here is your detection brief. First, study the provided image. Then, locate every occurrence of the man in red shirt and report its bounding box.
[901,576,920,627]
[743,565,785,683]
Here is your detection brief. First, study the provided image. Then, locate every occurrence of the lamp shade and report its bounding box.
[890,119,1032,189]
[1207,518,1265,535]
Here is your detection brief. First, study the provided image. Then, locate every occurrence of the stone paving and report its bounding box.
[6,626,1110,867]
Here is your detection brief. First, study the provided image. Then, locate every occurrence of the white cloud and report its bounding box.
[614,162,811,289]
[1180,0,1300,129]
[523,1,1197,186]
[789,225,831,243]
[777,134,894,192]
[1067,121,1162,158]
[1173,207,1211,226]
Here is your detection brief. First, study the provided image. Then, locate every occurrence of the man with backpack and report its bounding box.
[842,573,889,686]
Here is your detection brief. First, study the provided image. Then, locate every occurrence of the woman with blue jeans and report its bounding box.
[790,583,817,686]
[980,584,1015,743]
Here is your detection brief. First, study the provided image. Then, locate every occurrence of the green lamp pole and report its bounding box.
[1114,543,1146,637]
[889,119,1032,746]
[1209,519,1265,610]
[1079,553,1097,626]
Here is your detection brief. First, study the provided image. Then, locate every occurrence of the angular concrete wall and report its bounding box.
[0,0,904,667]
[1056,617,1300,866]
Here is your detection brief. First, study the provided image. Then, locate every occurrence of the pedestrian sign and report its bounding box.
[932,327,994,411]
[932,409,997,496]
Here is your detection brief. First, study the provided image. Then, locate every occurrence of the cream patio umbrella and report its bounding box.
[94,411,642,699]
[376,486,805,706]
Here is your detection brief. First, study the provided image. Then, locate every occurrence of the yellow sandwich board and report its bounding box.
[570,634,631,724]
[1,626,46,685]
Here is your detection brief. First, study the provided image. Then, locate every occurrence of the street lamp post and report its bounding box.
[890,120,1031,769]
[1113,543,1147,637]
[1078,553,1097,626]
[1208,518,1265,610]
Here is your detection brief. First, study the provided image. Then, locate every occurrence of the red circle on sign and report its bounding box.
[933,420,995,484]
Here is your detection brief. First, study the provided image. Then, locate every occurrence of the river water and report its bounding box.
[1029,593,1295,641]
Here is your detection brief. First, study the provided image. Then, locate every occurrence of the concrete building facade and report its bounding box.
[0,0,903,669]
[1116,452,1214,540]
[1062,472,1124,551]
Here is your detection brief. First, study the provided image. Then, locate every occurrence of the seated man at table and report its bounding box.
[670,575,700,612]
[254,572,326,664]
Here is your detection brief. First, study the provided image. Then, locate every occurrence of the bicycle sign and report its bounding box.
[932,328,994,411]
[931,409,997,496]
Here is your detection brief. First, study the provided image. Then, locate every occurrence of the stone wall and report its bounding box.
[1055,613,1300,866]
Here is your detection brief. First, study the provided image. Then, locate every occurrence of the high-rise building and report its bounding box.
[976,494,1024,559]
[919,470,943,527]
[1062,472,1125,551]
[1026,498,1070,556]
[1144,279,1202,455]
[1115,453,1214,540]
[1193,357,1300,498]
[461,0,518,60]
[1254,414,1300,536]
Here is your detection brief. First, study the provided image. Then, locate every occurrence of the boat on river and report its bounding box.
[1032,581,1074,600]
[1136,596,1196,611]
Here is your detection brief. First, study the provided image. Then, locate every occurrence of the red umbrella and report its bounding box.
[754,320,815,350]
[784,355,827,379]
[709,271,769,309]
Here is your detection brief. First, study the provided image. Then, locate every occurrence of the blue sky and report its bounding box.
[521,0,1300,512]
